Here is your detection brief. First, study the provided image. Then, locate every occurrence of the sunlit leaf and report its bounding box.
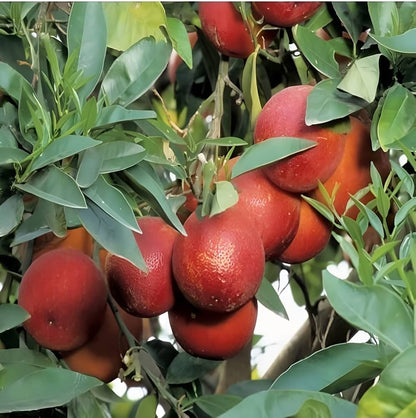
[166,17,193,69]
[210,181,238,217]
[200,137,247,147]
[256,277,288,319]
[242,48,262,127]
[0,305,30,333]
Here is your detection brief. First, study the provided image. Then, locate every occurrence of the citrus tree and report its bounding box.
[0,2,415,417]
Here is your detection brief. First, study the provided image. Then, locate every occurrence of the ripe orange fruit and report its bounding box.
[172,205,265,313]
[311,116,391,219]
[231,167,301,258]
[169,296,258,360]
[61,304,143,383]
[18,248,108,351]
[254,84,347,193]
[106,217,179,318]
[277,199,332,264]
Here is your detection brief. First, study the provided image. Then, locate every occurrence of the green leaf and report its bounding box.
[83,175,140,233]
[95,106,156,128]
[0,147,29,165]
[231,138,316,178]
[135,394,158,418]
[166,17,193,69]
[218,390,357,418]
[242,49,262,127]
[293,399,331,418]
[196,394,242,417]
[0,367,102,413]
[67,2,107,102]
[200,137,248,147]
[350,196,384,239]
[0,304,30,333]
[256,277,288,320]
[371,241,402,264]
[16,166,87,209]
[368,2,399,36]
[100,37,171,106]
[323,270,413,352]
[0,348,55,368]
[0,61,33,101]
[370,28,416,54]
[0,194,24,237]
[332,2,368,46]
[210,181,239,217]
[400,233,416,260]
[293,25,339,79]
[357,346,416,417]
[391,160,414,197]
[68,391,111,418]
[394,198,416,229]
[76,147,103,188]
[306,79,368,125]
[337,55,381,103]
[30,135,101,172]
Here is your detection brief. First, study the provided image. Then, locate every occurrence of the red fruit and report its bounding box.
[18,249,107,351]
[252,2,322,27]
[172,205,265,312]
[61,305,143,383]
[277,199,332,264]
[311,116,391,219]
[199,2,275,58]
[232,167,301,258]
[254,84,346,193]
[106,217,179,318]
[169,297,258,360]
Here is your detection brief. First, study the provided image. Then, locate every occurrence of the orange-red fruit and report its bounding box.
[277,200,332,264]
[254,84,346,193]
[61,305,143,383]
[311,117,391,219]
[232,168,301,258]
[199,2,275,59]
[252,2,322,27]
[172,206,265,312]
[106,217,179,318]
[169,297,258,360]
[18,249,107,351]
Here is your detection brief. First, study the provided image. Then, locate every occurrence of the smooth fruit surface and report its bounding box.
[168,297,258,359]
[106,217,179,318]
[199,2,275,58]
[18,248,107,351]
[252,2,322,27]
[232,168,301,258]
[172,206,265,312]
[311,116,391,219]
[254,84,346,193]
[277,199,332,264]
[61,305,143,383]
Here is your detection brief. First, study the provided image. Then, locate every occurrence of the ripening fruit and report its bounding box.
[172,205,265,313]
[18,249,107,351]
[199,2,276,58]
[106,217,179,318]
[254,84,346,193]
[252,2,322,27]
[231,167,301,258]
[277,199,332,264]
[169,296,258,360]
[61,305,143,383]
[311,116,391,219]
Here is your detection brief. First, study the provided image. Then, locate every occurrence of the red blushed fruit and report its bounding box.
[277,199,332,264]
[61,305,143,383]
[169,297,258,360]
[106,217,179,318]
[199,2,276,59]
[254,84,346,193]
[172,205,265,313]
[252,2,322,27]
[232,167,301,259]
[18,249,108,351]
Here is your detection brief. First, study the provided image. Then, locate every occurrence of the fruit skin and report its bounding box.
[254,84,346,193]
[18,248,108,351]
[311,116,391,219]
[277,199,332,264]
[61,304,143,383]
[252,2,322,27]
[172,205,265,313]
[198,2,275,59]
[169,296,258,360]
[106,217,179,318]
[231,167,301,259]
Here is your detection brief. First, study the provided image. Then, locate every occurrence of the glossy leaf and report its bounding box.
[0,194,24,237]
[100,37,171,106]
[0,61,33,101]
[67,2,107,102]
[83,175,140,233]
[323,270,413,352]
[30,135,101,172]
[200,137,247,147]
[76,147,103,188]
[166,17,193,69]
[256,277,288,320]
[210,181,238,217]
[293,399,331,418]
[0,304,30,333]
[394,198,416,228]
[332,2,368,46]
[95,106,156,128]
[15,166,87,209]
[242,48,262,127]
[0,147,29,165]
[0,348,55,368]
[371,28,416,53]
[368,2,399,36]
[231,138,316,178]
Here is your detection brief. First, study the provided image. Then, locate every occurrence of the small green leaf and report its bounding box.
[370,28,416,54]
[166,17,193,69]
[135,394,158,418]
[201,137,248,147]
[256,277,288,319]
[0,194,24,237]
[0,305,30,333]
[210,181,239,217]
[391,160,414,196]
[371,241,401,263]
[242,49,262,127]
[76,147,103,188]
[394,198,416,229]
[95,106,156,128]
